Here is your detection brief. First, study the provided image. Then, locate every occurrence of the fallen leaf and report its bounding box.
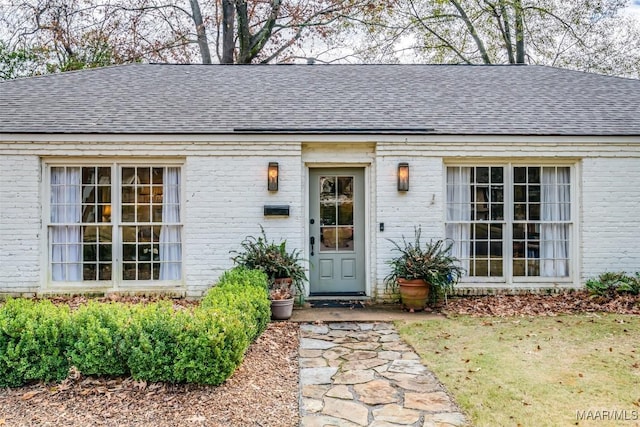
[21,390,41,401]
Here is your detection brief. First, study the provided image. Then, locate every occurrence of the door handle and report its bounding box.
[310,236,315,256]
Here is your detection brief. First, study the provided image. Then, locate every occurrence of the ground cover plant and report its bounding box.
[397,314,640,427]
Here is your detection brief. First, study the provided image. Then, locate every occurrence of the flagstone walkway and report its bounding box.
[299,322,468,427]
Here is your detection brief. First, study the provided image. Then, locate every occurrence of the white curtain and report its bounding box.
[159,167,182,280]
[541,167,570,277]
[51,167,82,281]
[446,167,471,274]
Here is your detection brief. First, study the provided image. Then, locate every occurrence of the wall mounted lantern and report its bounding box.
[268,162,279,191]
[397,162,409,191]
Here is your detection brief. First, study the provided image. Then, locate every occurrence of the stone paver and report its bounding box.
[299,322,468,427]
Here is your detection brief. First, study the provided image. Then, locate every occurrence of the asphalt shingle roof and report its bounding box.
[1,63,639,136]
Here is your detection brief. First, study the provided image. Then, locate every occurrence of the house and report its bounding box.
[1,64,639,299]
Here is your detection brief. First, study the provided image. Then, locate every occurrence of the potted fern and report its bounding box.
[384,227,463,311]
[231,226,306,320]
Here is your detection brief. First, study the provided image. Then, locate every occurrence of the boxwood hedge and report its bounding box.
[0,267,270,387]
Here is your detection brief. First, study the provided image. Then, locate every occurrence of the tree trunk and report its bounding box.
[221,0,235,64]
[514,0,525,63]
[236,0,251,63]
[450,0,491,64]
[497,0,515,64]
[189,0,211,64]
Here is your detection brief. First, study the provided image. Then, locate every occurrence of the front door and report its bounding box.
[309,168,365,295]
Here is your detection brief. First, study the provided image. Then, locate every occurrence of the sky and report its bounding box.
[627,1,640,17]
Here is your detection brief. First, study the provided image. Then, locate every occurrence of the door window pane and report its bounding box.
[319,175,355,252]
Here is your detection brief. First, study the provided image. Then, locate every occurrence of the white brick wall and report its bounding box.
[1,137,639,298]
[374,153,445,297]
[0,155,41,295]
[183,151,303,298]
[581,157,640,280]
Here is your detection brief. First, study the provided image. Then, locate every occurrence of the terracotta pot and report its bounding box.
[270,297,294,320]
[397,278,430,312]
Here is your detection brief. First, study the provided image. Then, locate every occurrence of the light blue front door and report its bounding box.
[309,168,365,295]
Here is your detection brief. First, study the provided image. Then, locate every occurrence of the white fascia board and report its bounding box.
[1,133,640,145]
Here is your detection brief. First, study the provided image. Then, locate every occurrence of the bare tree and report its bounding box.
[0,0,379,72]
[339,0,640,77]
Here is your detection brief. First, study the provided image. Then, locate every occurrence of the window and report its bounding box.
[48,164,182,284]
[446,165,572,281]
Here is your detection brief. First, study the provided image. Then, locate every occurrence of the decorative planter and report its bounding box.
[398,278,430,312]
[270,297,294,320]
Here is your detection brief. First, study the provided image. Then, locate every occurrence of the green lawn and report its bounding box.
[396,314,640,427]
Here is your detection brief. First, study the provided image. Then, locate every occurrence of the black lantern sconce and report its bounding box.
[268,162,279,191]
[397,162,409,191]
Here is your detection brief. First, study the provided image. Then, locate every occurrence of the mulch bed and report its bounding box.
[444,290,640,316]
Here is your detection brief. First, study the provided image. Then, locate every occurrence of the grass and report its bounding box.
[396,314,640,427]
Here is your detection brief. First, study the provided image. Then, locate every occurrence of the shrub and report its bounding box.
[586,272,640,296]
[172,309,248,384]
[0,298,71,387]
[124,300,253,385]
[67,302,130,377]
[123,301,182,383]
[0,267,271,387]
[201,267,270,341]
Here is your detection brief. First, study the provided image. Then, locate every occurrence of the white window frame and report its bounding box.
[43,159,184,290]
[445,161,577,286]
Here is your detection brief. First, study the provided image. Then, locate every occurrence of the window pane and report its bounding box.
[490,224,503,240]
[528,167,540,183]
[99,264,112,280]
[320,177,335,199]
[338,202,353,225]
[476,167,489,183]
[152,206,163,223]
[138,168,150,184]
[320,227,336,252]
[337,227,354,250]
[513,223,525,239]
[490,203,503,220]
[152,167,163,185]
[491,167,503,183]
[514,167,526,183]
[338,177,353,198]
[320,203,336,225]
[529,204,540,221]
[529,185,540,203]
[514,185,526,202]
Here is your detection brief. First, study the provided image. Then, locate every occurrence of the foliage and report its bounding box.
[231,226,306,297]
[200,267,271,342]
[341,0,640,78]
[384,227,463,301]
[67,301,131,377]
[0,42,38,80]
[124,301,250,385]
[585,271,640,297]
[0,298,71,387]
[171,308,248,385]
[0,0,379,70]
[0,267,270,387]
